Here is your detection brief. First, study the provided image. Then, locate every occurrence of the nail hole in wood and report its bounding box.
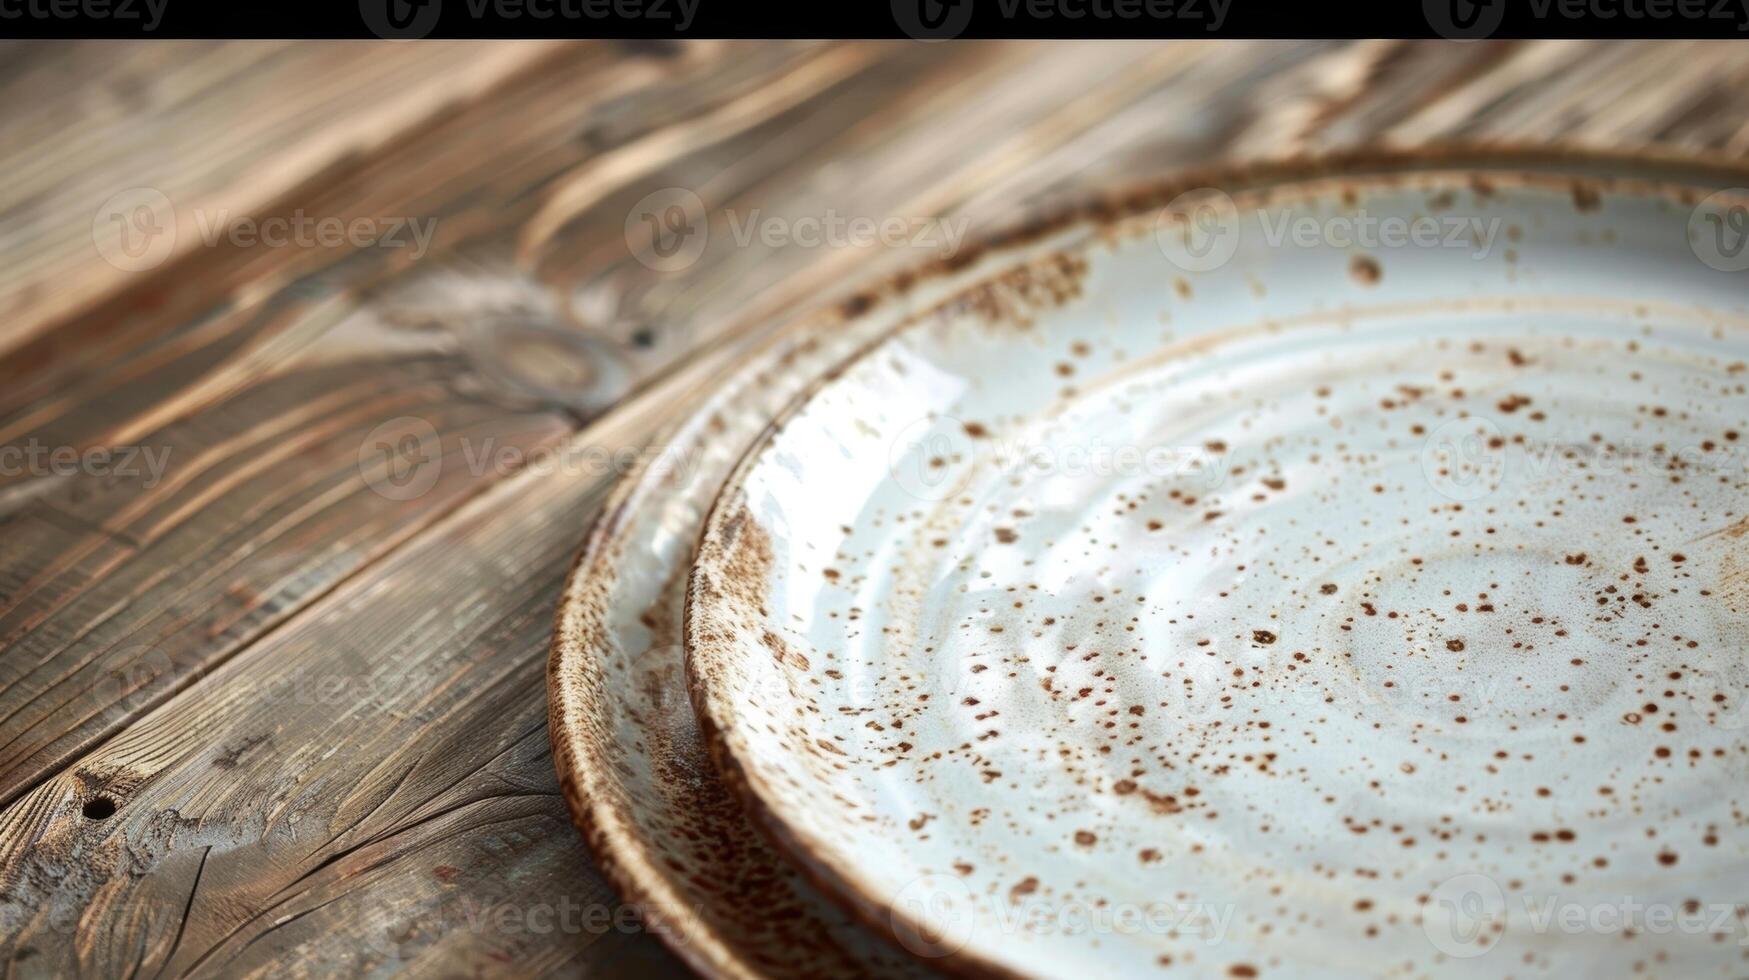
[82,797,117,820]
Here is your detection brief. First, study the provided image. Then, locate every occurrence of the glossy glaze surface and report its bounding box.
[549,211,1099,977]
[687,172,1749,977]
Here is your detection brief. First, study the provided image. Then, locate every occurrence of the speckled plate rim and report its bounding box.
[550,195,1103,979]
[673,145,1749,979]
[554,145,1749,980]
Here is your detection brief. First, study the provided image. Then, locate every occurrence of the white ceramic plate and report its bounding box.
[550,182,1113,977]
[687,162,1749,978]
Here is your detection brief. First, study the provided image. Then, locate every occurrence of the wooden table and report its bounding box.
[2,39,1748,978]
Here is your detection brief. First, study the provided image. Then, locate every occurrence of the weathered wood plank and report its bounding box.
[0,41,583,362]
[0,41,839,429]
[5,39,1749,979]
[0,38,1249,812]
[0,40,887,808]
[0,39,1311,976]
[0,418,657,977]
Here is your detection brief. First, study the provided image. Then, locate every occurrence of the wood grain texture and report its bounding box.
[0,41,578,361]
[2,39,1749,978]
[0,38,860,807]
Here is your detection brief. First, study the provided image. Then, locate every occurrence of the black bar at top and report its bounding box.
[2,0,1746,40]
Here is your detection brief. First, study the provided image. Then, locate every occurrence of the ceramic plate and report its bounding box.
[685,156,1749,978]
[549,190,1109,976]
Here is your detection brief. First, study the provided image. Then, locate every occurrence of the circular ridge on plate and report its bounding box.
[552,148,1749,978]
[682,157,1749,978]
[549,199,1100,977]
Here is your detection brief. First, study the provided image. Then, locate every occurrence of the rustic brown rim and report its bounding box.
[555,143,1749,980]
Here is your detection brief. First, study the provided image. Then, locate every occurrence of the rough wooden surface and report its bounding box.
[1,39,1748,978]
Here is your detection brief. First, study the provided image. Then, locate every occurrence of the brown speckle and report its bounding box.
[1349,254,1381,285]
